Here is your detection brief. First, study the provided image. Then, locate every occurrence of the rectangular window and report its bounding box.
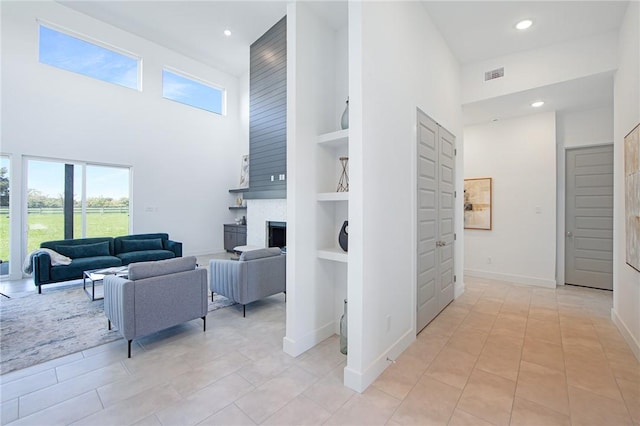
[38,24,140,90]
[162,69,224,115]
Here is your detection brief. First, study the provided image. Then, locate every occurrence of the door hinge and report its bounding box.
[454,149,457,156]
[454,275,457,282]
[454,233,457,241]
[454,191,457,198]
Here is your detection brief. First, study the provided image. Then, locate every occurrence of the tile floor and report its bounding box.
[1,272,639,425]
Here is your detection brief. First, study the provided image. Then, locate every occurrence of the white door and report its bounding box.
[437,127,455,311]
[417,109,455,332]
[565,145,614,290]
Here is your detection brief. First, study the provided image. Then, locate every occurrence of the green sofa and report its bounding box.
[32,233,182,293]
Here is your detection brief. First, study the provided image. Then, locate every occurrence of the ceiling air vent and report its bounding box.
[484,67,504,81]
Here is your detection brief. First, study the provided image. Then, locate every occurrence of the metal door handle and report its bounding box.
[566,231,573,237]
[436,241,446,247]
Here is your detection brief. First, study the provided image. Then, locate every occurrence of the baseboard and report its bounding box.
[465,269,556,289]
[343,328,415,393]
[283,321,335,357]
[611,308,640,362]
[454,281,465,299]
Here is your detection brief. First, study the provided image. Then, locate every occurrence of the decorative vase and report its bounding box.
[340,299,348,355]
[338,220,348,252]
[336,157,349,192]
[340,97,349,130]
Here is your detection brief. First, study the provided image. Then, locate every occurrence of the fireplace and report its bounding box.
[267,221,286,249]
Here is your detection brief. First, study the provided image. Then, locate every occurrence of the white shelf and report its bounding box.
[317,248,348,263]
[317,129,349,148]
[317,192,349,201]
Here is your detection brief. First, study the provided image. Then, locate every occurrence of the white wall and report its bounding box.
[462,32,618,104]
[612,1,640,361]
[557,106,615,149]
[1,1,247,277]
[285,1,344,358]
[346,1,463,392]
[556,106,614,286]
[464,112,556,288]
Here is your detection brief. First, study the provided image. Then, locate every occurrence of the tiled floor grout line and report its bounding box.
[506,291,530,426]
[444,299,481,425]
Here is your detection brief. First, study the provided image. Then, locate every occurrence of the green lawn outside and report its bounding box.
[0,212,129,260]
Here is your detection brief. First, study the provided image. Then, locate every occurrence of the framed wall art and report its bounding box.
[239,154,249,189]
[625,123,640,272]
[464,177,492,230]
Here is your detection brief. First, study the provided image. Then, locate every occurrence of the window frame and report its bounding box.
[37,20,143,91]
[162,66,226,116]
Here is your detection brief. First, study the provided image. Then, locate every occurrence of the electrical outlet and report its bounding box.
[386,315,391,331]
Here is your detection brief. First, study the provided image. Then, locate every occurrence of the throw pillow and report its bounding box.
[121,238,164,252]
[56,241,110,259]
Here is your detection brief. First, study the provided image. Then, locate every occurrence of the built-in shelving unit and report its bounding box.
[284,1,352,389]
[316,129,349,263]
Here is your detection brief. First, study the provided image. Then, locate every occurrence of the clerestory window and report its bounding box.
[38,23,140,90]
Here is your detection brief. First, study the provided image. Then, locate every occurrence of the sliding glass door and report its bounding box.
[26,158,130,253]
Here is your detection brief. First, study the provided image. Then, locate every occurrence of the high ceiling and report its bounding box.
[59,1,289,76]
[58,1,630,124]
[421,1,628,124]
[421,1,628,65]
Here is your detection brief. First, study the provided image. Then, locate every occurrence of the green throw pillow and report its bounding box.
[121,238,163,252]
[56,241,110,259]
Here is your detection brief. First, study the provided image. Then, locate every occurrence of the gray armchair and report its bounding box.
[209,248,286,317]
[104,256,208,357]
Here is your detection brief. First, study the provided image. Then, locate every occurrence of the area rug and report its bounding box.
[0,285,235,375]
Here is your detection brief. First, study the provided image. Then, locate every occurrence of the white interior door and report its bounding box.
[565,145,614,290]
[417,109,455,333]
[437,127,455,311]
[417,111,438,332]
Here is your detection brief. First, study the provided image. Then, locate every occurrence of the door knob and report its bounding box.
[566,231,573,237]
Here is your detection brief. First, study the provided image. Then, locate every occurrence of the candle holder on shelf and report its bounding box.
[337,156,349,192]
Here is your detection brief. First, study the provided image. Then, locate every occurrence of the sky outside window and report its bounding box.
[39,25,139,90]
[162,69,224,114]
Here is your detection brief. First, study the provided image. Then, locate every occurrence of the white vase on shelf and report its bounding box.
[340,97,349,130]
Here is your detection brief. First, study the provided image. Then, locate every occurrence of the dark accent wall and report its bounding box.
[247,15,286,199]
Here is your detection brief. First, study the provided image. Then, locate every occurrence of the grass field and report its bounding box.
[0,212,129,260]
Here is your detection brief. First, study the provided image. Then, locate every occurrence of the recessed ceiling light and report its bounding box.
[223,29,232,37]
[531,101,544,108]
[516,19,533,30]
